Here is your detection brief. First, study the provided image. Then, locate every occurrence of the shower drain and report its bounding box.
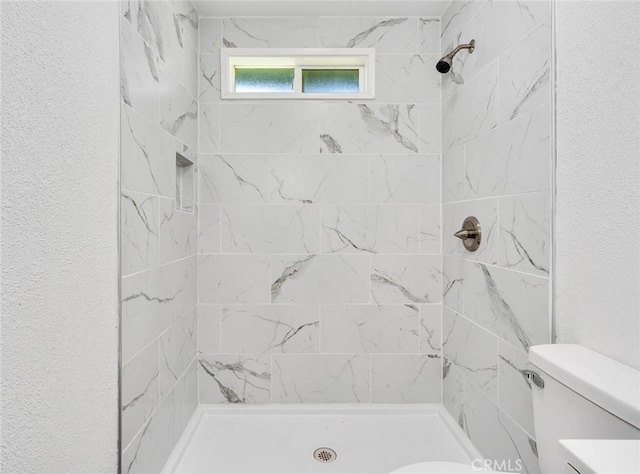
[313,447,337,463]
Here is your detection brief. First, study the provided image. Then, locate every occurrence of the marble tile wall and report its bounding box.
[119,1,199,472]
[440,2,552,474]
[197,16,444,404]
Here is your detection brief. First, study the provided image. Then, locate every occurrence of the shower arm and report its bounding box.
[445,40,476,59]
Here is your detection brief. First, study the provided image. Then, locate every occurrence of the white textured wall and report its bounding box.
[1,2,119,472]
[555,1,640,369]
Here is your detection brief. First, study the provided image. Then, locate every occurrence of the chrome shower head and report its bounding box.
[436,39,476,74]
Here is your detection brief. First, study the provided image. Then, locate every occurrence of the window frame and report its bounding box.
[221,48,376,100]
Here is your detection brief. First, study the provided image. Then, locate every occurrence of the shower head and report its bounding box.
[436,39,476,74]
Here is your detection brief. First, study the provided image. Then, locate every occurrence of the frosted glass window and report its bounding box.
[302,69,359,93]
[234,68,294,92]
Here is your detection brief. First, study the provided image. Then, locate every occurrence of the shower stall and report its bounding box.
[119,0,552,472]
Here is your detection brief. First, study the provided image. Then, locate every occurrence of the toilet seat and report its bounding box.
[388,461,499,473]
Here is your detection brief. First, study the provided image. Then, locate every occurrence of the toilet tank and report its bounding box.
[529,344,640,474]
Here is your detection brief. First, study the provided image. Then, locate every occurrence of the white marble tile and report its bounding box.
[183,39,198,98]
[120,19,159,123]
[319,103,420,154]
[199,154,269,204]
[443,360,464,428]
[442,145,465,203]
[320,304,419,353]
[419,18,441,54]
[375,55,440,104]
[499,17,551,123]
[122,258,197,362]
[158,198,196,265]
[418,104,442,154]
[272,354,370,403]
[321,205,420,254]
[223,18,318,48]
[171,1,199,48]
[198,204,221,254]
[122,387,177,474]
[199,53,220,103]
[443,61,498,149]
[371,354,441,403]
[221,103,319,154]
[498,340,536,437]
[199,354,271,403]
[463,262,550,353]
[465,104,551,198]
[271,255,369,304]
[463,383,540,474]
[370,154,440,204]
[440,0,487,55]
[498,192,550,276]
[221,305,319,354]
[442,256,465,313]
[121,103,176,197]
[199,18,222,53]
[270,155,369,204]
[222,204,320,254]
[198,254,271,304]
[121,191,159,276]
[122,340,159,449]
[319,17,418,54]
[197,304,220,354]
[199,103,219,153]
[420,304,442,352]
[442,308,497,401]
[159,309,197,397]
[159,85,198,150]
[420,204,441,254]
[443,198,498,264]
[370,255,442,304]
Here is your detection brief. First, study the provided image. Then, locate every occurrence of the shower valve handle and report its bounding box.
[453,229,479,240]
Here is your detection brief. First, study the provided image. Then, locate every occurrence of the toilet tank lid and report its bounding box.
[529,344,640,429]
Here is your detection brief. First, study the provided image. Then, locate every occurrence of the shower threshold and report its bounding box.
[162,404,482,474]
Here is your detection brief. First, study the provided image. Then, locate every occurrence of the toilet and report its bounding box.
[390,344,640,474]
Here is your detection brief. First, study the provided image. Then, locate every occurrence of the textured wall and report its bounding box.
[119,1,200,472]
[196,17,444,404]
[1,2,119,472]
[555,1,640,370]
[440,2,553,473]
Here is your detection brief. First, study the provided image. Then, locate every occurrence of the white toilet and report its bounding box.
[390,344,640,474]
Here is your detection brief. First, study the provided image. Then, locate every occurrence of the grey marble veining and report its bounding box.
[321,205,420,254]
[223,18,318,48]
[319,104,421,154]
[271,255,369,304]
[321,304,419,353]
[442,308,497,400]
[371,354,441,403]
[370,154,440,204]
[371,255,442,304]
[270,155,369,204]
[272,354,370,403]
[199,355,271,403]
[199,154,269,204]
[221,305,319,354]
[121,191,158,276]
[499,192,550,276]
[463,262,550,352]
[319,17,418,53]
[420,305,442,352]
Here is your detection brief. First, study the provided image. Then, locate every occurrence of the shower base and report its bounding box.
[162,404,482,474]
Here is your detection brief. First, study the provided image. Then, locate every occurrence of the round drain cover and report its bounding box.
[313,447,337,463]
